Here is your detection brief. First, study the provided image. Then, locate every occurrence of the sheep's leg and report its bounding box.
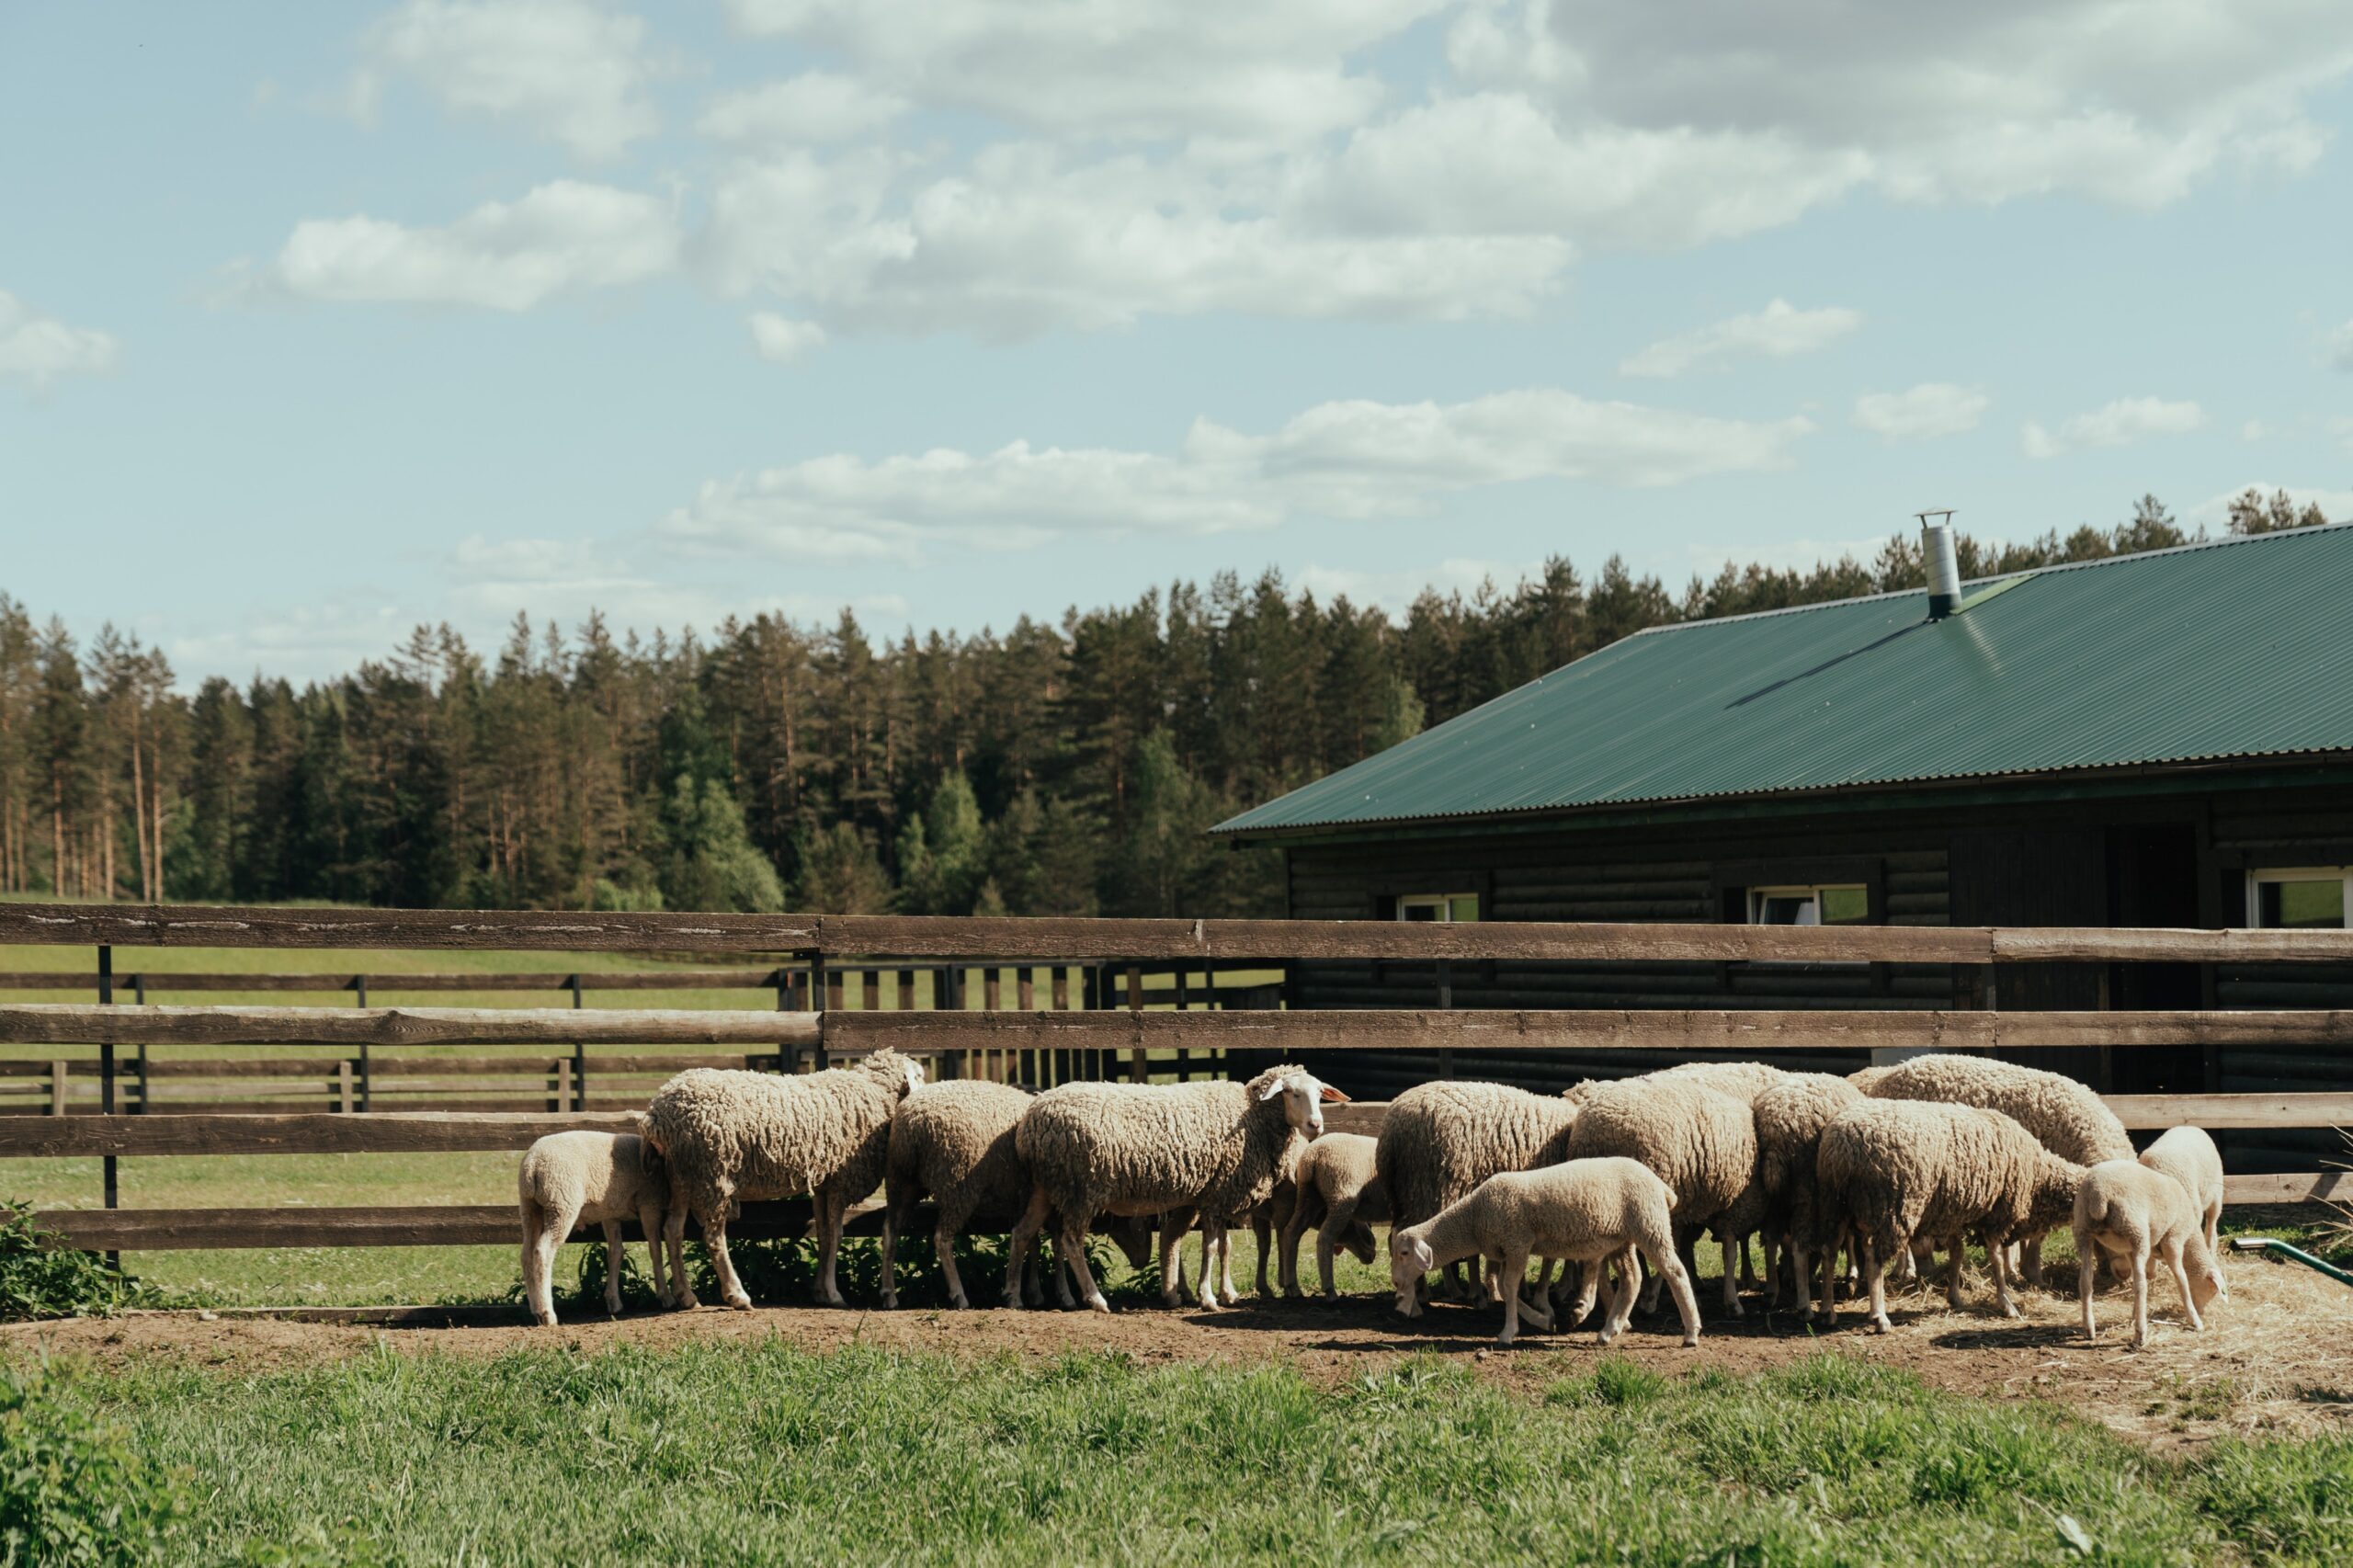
[1987,1233,2019,1319]
[1062,1214,1109,1313]
[664,1205,698,1310]
[703,1206,751,1311]
[1517,1259,1556,1331]
[638,1201,669,1310]
[1051,1239,1075,1310]
[601,1219,627,1316]
[813,1187,848,1308]
[1278,1195,1317,1299]
[1569,1257,1603,1326]
[1739,1234,1759,1289]
[1196,1222,1224,1310]
[1790,1240,1815,1322]
[1252,1207,1274,1298]
[1943,1233,1969,1312]
[1159,1206,1198,1309]
[2078,1242,2099,1341]
[1217,1221,1239,1304]
[521,1198,565,1327]
[1597,1247,1642,1345]
[2018,1233,2047,1290]
[1006,1187,1051,1309]
[879,1192,904,1311]
[1315,1224,1340,1299]
[2165,1241,2203,1332]
[933,1220,970,1310]
[1495,1247,1529,1346]
[1651,1243,1701,1347]
[1863,1237,1892,1335]
[2131,1242,2154,1347]
[1719,1230,1745,1320]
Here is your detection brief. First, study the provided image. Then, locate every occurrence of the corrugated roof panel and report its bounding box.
[1215,522,2353,835]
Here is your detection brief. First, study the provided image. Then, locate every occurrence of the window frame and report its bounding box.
[2245,866,2352,930]
[1745,882,1872,927]
[1393,892,1480,924]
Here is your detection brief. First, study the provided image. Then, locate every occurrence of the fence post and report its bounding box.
[934,965,961,1081]
[355,974,371,1112]
[1173,963,1190,1083]
[1437,958,1455,1079]
[1126,965,1146,1085]
[97,945,117,1268]
[812,954,832,1071]
[775,964,792,1076]
[133,974,148,1115]
[570,973,587,1112]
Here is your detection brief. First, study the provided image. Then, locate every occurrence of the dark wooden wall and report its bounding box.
[1279,778,2350,1160]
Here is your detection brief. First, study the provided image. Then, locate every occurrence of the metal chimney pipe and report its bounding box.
[1920,512,1961,619]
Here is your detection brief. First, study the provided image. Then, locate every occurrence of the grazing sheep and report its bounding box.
[1375,1079,1578,1306]
[1847,1065,1895,1095]
[879,1079,1151,1311]
[1011,1063,1335,1312]
[641,1049,924,1311]
[517,1131,670,1326]
[2138,1125,2224,1257]
[1817,1099,2081,1333]
[1275,1131,1387,1297]
[1388,1157,1700,1346]
[2075,1158,2226,1347]
[1750,1071,1865,1319]
[1651,1060,1792,1105]
[1563,1075,1759,1319]
[1859,1053,2131,1286]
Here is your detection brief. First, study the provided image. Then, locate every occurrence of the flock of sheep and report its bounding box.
[516,1048,2227,1349]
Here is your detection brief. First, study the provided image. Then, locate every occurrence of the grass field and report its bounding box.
[21,1341,2353,1566]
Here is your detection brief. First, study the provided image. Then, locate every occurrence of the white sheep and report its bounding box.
[1010,1063,1334,1312]
[641,1048,924,1311]
[1750,1071,1864,1320]
[2074,1158,2226,1347]
[1563,1074,1758,1320]
[2138,1125,2224,1257]
[1375,1079,1578,1307]
[517,1130,670,1326]
[1817,1099,2081,1333]
[1387,1157,1700,1346]
[1860,1053,2131,1287]
[1276,1131,1387,1298]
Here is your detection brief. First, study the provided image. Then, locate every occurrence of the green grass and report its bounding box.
[27,1345,2353,1565]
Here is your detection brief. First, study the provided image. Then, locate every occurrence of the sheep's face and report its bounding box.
[1388,1231,1436,1316]
[1257,1071,1325,1138]
[2186,1236,2228,1310]
[899,1058,926,1097]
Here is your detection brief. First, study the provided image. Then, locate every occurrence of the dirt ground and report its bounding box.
[12,1250,2352,1454]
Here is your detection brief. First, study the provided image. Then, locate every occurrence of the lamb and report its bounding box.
[1273,1131,1387,1297]
[1816,1099,2081,1333]
[640,1048,924,1311]
[1859,1053,2131,1286]
[2074,1158,2226,1346]
[1374,1079,1578,1306]
[2138,1125,2224,1257]
[1387,1157,1700,1346]
[1563,1074,1759,1319]
[517,1130,671,1326]
[1010,1063,1336,1312]
[878,1079,1151,1311]
[1750,1071,1864,1319]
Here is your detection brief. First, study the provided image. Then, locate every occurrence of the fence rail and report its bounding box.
[2,901,2349,1267]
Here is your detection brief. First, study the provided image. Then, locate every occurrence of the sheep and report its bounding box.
[1273,1131,1386,1297]
[1387,1157,1700,1346]
[1750,1071,1865,1319]
[1816,1099,2082,1333]
[1374,1079,1578,1306]
[1649,1061,1791,1285]
[1010,1063,1335,1312]
[517,1131,670,1326]
[1859,1053,2131,1287]
[1563,1074,1759,1320]
[879,1079,1152,1311]
[2074,1158,2226,1347]
[2138,1125,2224,1257]
[641,1048,924,1311]
[1847,1065,1895,1095]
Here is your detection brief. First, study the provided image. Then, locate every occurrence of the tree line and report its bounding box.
[0,490,2328,918]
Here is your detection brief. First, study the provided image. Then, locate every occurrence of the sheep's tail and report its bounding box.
[1658,1182,1677,1211]
[2076,1177,2110,1230]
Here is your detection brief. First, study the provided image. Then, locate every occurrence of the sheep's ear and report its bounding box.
[1411,1239,1435,1271]
[1317,1084,1350,1104]
[1256,1077,1287,1102]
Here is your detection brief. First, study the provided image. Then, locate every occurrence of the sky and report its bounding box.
[3,1,2351,688]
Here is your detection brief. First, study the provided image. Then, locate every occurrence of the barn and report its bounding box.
[1213,520,2353,1173]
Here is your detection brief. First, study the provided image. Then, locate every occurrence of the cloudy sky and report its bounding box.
[5,1,2351,685]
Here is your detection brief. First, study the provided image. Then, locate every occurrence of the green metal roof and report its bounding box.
[1215,522,2353,838]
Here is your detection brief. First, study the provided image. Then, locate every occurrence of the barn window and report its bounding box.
[1746,884,1869,926]
[1395,893,1480,923]
[2248,868,2349,929]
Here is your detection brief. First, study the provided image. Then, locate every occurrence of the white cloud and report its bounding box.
[0,290,119,392]
[1619,298,1859,379]
[2020,397,2206,459]
[697,73,906,146]
[2324,318,2353,370]
[658,387,1813,562]
[724,0,1440,146]
[353,0,659,161]
[445,534,910,629]
[258,180,677,310]
[1852,382,1990,441]
[748,312,826,362]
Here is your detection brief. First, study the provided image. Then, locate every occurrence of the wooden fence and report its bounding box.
[2,902,2349,1256]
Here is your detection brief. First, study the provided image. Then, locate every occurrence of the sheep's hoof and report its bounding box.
[531,1312,557,1328]
[1681,1334,1700,1347]
[672,1291,699,1311]
[1870,1316,1891,1335]
[1595,1328,1620,1346]
[1086,1296,1112,1314]
[945,1293,970,1311]
[722,1291,753,1312]
[815,1293,846,1310]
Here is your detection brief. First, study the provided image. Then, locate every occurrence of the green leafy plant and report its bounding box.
[0,1202,149,1322]
[0,1363,185,1567]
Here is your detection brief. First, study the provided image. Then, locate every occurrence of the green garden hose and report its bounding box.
[2229,1237,2353,1288]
